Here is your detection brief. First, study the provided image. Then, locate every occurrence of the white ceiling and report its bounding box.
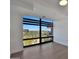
[35,0,68,15]
[11,0,68,20]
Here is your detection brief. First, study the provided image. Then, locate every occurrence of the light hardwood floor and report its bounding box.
[23,42,68,59]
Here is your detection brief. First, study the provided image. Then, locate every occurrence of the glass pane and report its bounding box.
[23,39,39,46]
[42,38,52,42]
[23,24,40,46]
[23,25,39,38]
[23,16,39,20]
[41,26,51,37]
[41,18,53,42]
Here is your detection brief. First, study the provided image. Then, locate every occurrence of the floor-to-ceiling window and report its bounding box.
[23,16,53,47]
[41,18,53,43]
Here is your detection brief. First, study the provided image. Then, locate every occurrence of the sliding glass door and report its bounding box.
[23,16,53,47]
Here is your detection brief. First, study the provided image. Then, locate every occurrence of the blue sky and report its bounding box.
[23,16,52,31]
[23,24,50,31]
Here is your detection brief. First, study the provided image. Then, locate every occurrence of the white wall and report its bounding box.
[10,0,34,54]
[10,12,23,54]
[54,19,68,46]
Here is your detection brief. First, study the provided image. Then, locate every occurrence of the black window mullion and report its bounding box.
[39,18,42,44]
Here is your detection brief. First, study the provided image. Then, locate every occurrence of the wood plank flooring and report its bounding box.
[23,42,68,59]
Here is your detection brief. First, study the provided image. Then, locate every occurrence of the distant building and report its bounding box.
[23,29,29,32]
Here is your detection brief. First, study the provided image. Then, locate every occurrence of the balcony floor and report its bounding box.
[23,42,68,59]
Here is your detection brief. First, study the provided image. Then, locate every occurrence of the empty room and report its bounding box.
[10,0,68,59]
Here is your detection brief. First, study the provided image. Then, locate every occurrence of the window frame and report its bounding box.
[23,17,53,47]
